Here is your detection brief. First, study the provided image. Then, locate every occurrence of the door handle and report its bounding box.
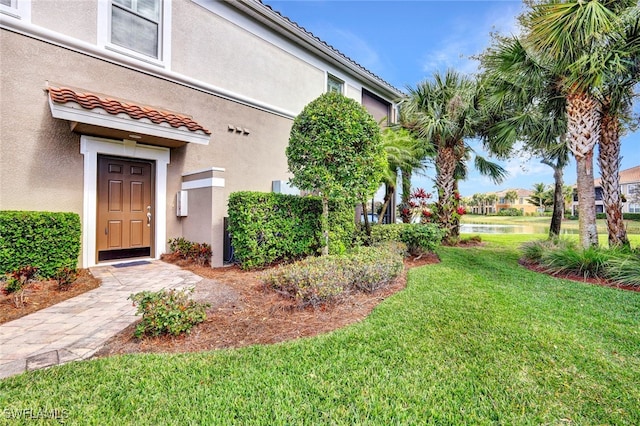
[147,206,152,227]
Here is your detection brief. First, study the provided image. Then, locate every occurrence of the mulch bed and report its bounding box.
[0,270,101,325]
[93,253,441,357]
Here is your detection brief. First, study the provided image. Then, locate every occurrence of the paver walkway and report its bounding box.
[0,260,202,379]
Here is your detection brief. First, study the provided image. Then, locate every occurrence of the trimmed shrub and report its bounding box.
[129,288,209,338]
[262,244,404,307]
[227,192,354,269]
[369,224,407,245]
[401,224,444,257]
[0,211,81,278]
[497,208,523,216]
[596,213,640,221]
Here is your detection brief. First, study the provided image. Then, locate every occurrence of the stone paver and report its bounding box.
[0,260,202,379]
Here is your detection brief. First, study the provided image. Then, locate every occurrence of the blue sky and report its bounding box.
[266,0,639,197]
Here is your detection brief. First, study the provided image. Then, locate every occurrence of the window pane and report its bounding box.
[327,76,343,93]
[0,0,14,7]
[112,6,158,58]
[113,0,132,8]
[136,0,159,21]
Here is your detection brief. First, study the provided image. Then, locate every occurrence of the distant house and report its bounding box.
[0,0,403,267]
[571,165,640,215]
[467,189,535,215]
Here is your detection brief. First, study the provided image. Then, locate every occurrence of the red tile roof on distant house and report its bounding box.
[47,86,211,135]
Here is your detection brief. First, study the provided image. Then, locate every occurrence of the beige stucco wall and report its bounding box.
[31,0,98,44]
[172,1,325,113]
[1,30,293,266]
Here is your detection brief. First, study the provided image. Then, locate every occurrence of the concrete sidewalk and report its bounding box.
[0,260,202,379]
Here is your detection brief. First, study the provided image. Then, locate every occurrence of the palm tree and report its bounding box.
[485,193,498,214]
[403,69,506,242]
[528,182,551,213]
[377,127,426,226]
[505,190,518,207]
[478,34,570,237]
[596,6,639,248]
[524,0,630,248]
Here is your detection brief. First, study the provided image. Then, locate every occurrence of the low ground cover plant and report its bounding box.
[263,243,405,307]
[520,238,639,286]
[168,238,212,266]
[129,288,210,338]
[2,265,39,308]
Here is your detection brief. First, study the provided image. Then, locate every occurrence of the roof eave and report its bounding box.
[235,0,405,101]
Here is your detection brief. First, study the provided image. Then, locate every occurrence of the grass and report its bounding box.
[1,235,639,424]
[461,214,640,235]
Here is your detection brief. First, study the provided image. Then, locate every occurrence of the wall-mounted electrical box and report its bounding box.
[176,191,188,216]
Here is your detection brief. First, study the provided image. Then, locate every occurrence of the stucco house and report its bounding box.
[0,0,403,267]
[570,165,640,216]
[466,189,536,215]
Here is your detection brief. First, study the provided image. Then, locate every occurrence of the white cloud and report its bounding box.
[420,2,524,76]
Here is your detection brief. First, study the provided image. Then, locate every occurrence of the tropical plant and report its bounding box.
[287,92,386,255]
[504,190,518,206]
[527,182,553,212]
[596,4,639,248]
[524,0,637,248]
[478,34,569,237]
[376,126,427,226]
[402,70,506,242]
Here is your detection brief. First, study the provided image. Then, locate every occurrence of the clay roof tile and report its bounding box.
[47,86,211,135]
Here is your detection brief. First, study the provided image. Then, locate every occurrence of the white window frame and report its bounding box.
[0,0,31,21]
[97,0,171,68]
[327,74,344,94]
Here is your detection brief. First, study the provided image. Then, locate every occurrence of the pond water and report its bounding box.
[460,224,579,235]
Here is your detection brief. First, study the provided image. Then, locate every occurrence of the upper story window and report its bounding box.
[111,0,161,59]
[327,74,344,94]
[0,0,31,21]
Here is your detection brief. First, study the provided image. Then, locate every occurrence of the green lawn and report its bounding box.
[461,214,640,236]
[1,235,639,425]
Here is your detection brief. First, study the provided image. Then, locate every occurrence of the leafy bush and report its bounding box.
[227,192,354,269]
[596,213,640,221]
[168,238,212,266]
[401,224,444,257]
[368,224,407,245]
[54,267,78,291]
[3,265,39,307]
[128,288,209,338]
[0,211,81,278]
[263,244,404,307]
[497,208,523,216]
[349,244,405,292]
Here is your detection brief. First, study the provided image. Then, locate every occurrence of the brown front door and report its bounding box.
[97,156,154,262]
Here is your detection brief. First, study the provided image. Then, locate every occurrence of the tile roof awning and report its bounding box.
[47,85,211,148]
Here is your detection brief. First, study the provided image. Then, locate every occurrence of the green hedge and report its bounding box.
[0,211,81,277]
[227,192,354,269]
[596,213,640,221]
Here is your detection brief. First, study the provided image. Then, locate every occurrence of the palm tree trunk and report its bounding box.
[598,111,629,248]
[566,91,600,248]
[435,144,457,242]
[400,168,412,205]
[378,185,395,225]
[542,158,564,238]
